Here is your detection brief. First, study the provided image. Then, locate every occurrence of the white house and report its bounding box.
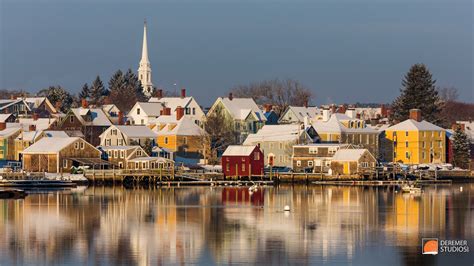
[149,89,205,125]
[128,102,164,125]
[99,125,157,146]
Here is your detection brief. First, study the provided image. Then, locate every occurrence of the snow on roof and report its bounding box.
[293,143,351,148]
[21,97,56,112]
[18,117,57,131]
[285,106,321,121]
[0,113,13,122]
[99,145,140,151]
[149,96,193,111]
[332,149,370,161]
[243,124,303,143]
[43,130,69,138]
[114,125,157,138]
[456,121,474,142]
[311,114,378,134]
[15,131,42,142]
[135,102,163,116]
[22,137,80,153]
[128,156,172,163]
[0,99,31,111]
[222,145,257,156]
[157,117,204,136]
[220,97,266,121]
[71,108,112,126]
[0,127,21,138]
[386,119,445,131]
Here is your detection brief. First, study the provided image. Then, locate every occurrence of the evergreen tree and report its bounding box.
[37,85,74,113]
[89,76,107,106]
[452,126,471,169]
[78,83,90,100]
[391,64,443,125]
[109,69,146,112]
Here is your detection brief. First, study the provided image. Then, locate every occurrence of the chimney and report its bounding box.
[322,108,330,122]
[32,113,39,121]
[118,111,124,125]
[81,99,88,108]
[29,124,36,131]
[164,107,171,116]
[180,88,186,98]
[345,108,356,119]
[380,104,387,117]
[330,105,336,114]
[409,109,421,122]
[0,122,6,131]
[264,104,272,113]
[304,100,308,108]
[228,93,233,101]
[176,106,184,120]
[338,105,346,114]
[156,89,163,99]
[356,113,361,119]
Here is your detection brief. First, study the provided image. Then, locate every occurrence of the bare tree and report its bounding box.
[438,87,459,102]
[229,78,314,116]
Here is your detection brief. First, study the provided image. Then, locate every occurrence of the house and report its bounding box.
[155,110,206,164]
[0,113,16,123]
[0,99,31,117]
[278,105,321,124]
[14,130,43,161]
[330,149,376,176]
[455,121,474,167]
[20,97,57,117]
[128,102,163,125]
[262,104,279,125]
[57,107,112,146]
[127,157,174,170]
[21,137,102,173]
[312,113,380,158]
[243,124,317,167]
[102,104,122,125]
[0,123,22,161]
[99,125,157,147]
[98,145,148,169]
[149,88,205,125]
[207,93,266,144]
[292,143,351,173]
[221,145,264,178]
[383,109,446,164]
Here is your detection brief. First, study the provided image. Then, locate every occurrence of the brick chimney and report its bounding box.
[228,93,233,101]
[155,89,163,99]
[330,105,336,114]
[176,106,184,120]
[118,111,124,125]
[163,107,171,116]
[338,105,346,114]
[180,88,186,98]
[81,99,88,108]
[0,122,6,131]
[29,124,36,131]
[32,113,39,121]
[264,104,272,113]
[409,109,421,122]
[304,100,308,108]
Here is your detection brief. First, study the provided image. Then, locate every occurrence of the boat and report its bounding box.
[0,180,77,188]
[0,189,27,199]
[401,184,422,193]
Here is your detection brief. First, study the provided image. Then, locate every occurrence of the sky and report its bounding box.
[0,0,472,107]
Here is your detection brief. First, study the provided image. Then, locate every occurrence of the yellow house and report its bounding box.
[384,110,445,164]
[0,126,22,161]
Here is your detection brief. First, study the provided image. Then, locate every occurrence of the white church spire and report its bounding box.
[138,19,153,96]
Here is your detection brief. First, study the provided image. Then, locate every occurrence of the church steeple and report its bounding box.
[138,19,153,96]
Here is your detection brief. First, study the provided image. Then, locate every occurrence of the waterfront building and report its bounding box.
[383,109,446,164]
[0,123,21,160]
[292,143,351,173]
[137,20,153,96]
[278,105,321,124]
[243,124,317,167]
[330,148,376,176]
[207,93,266,144]
[149,89,206,125]
[98,145,148,169]
[57,107,112,146]
[99,125,157,147]
[21,137,101,173]
[221,145,264,177]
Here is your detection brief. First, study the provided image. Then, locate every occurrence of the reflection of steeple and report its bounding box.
[138,19,153,96]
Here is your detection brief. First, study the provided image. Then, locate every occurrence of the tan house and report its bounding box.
[292,143,351,173]
[99,145,148,169]
[99,125,157,147]
[330,149,376,176]
[22,137,101,173]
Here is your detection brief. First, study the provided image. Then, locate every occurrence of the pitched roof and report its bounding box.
[243,124,304,143]
[0,113,14,122]
[22,97,57,113]
[0,99,31,111]
[219,97,266,121]
[386,119,445,131]
[134,102,163,116]
[332,149,370,161]
[43,130,69,138]
[284,106,321,121]
[312,114,378,134]
[22,137,79,153]
[99,145,141,151]
[70,108,112,126]
[222,145,258,156]
[0,127,21,138]
[15,131,42,142]
[157,118,204,136]
[113,125,158,138]
[18,117,57,131]
[149,96,193,110]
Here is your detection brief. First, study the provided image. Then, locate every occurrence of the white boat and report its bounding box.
[401,184,422,193]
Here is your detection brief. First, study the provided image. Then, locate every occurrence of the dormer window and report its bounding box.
[137,108,141,115]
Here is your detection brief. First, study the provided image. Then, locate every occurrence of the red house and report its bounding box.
[222,145,264,178]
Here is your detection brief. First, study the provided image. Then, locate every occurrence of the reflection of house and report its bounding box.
[99,125,157,147]
[384,109,445,164]
[222,187,264,206]
[22,137,101,173]
[330,149,376,176]
[279,105,320,124]
[149,89,206,125]
[207,94,266,144]
[57,107,112,146]
[243,124,316,167]
[221,145,264,177]
[292,143,350,172]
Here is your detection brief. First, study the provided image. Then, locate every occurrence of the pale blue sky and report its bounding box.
[0,0,472,106]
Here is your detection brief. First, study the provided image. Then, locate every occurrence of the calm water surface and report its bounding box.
[1,184,473,265]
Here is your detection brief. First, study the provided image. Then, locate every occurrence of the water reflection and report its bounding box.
[0,184,473,265]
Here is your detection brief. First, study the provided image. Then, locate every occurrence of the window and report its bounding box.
[75,142,79,149]
[186,108,190,115]
[361,162,369,167]
[241,157,245,162]
[254,152,260,160]
[431,131,434,137]
[269,143,274,149]
[118,162,123,169]
[114,150,118,158]
[135,162,139,169]
[422,151,426,159]
[80,142,85,149]
[118,139,124,145]
[405,142,408,148]
[112,129,117,135]
[279,155,283,162]
[296,160,301,167]
[69,116,74,123]
[308,160,314,167]
[183,137,188,144]
[242,164,245,171]
[137,108,141,115]
[120,151,124,158]
[137,150,142,156]
[106,139,111,146]
[279,142,283,150]
[141,119,144,125]
[422,141,426,148]
[439,141,443,148]
[430,142,433,148]
[393,132,397,137]
[405,131,408,137]
[406,152,410,159]
[438,131,442,137]
[394,152,397,158]
[309,147,318,154]
[164,137,168,144]
[226,163,230,171]
[192,108,196,115]
[422,131,425,137]
[63,159,67,168]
